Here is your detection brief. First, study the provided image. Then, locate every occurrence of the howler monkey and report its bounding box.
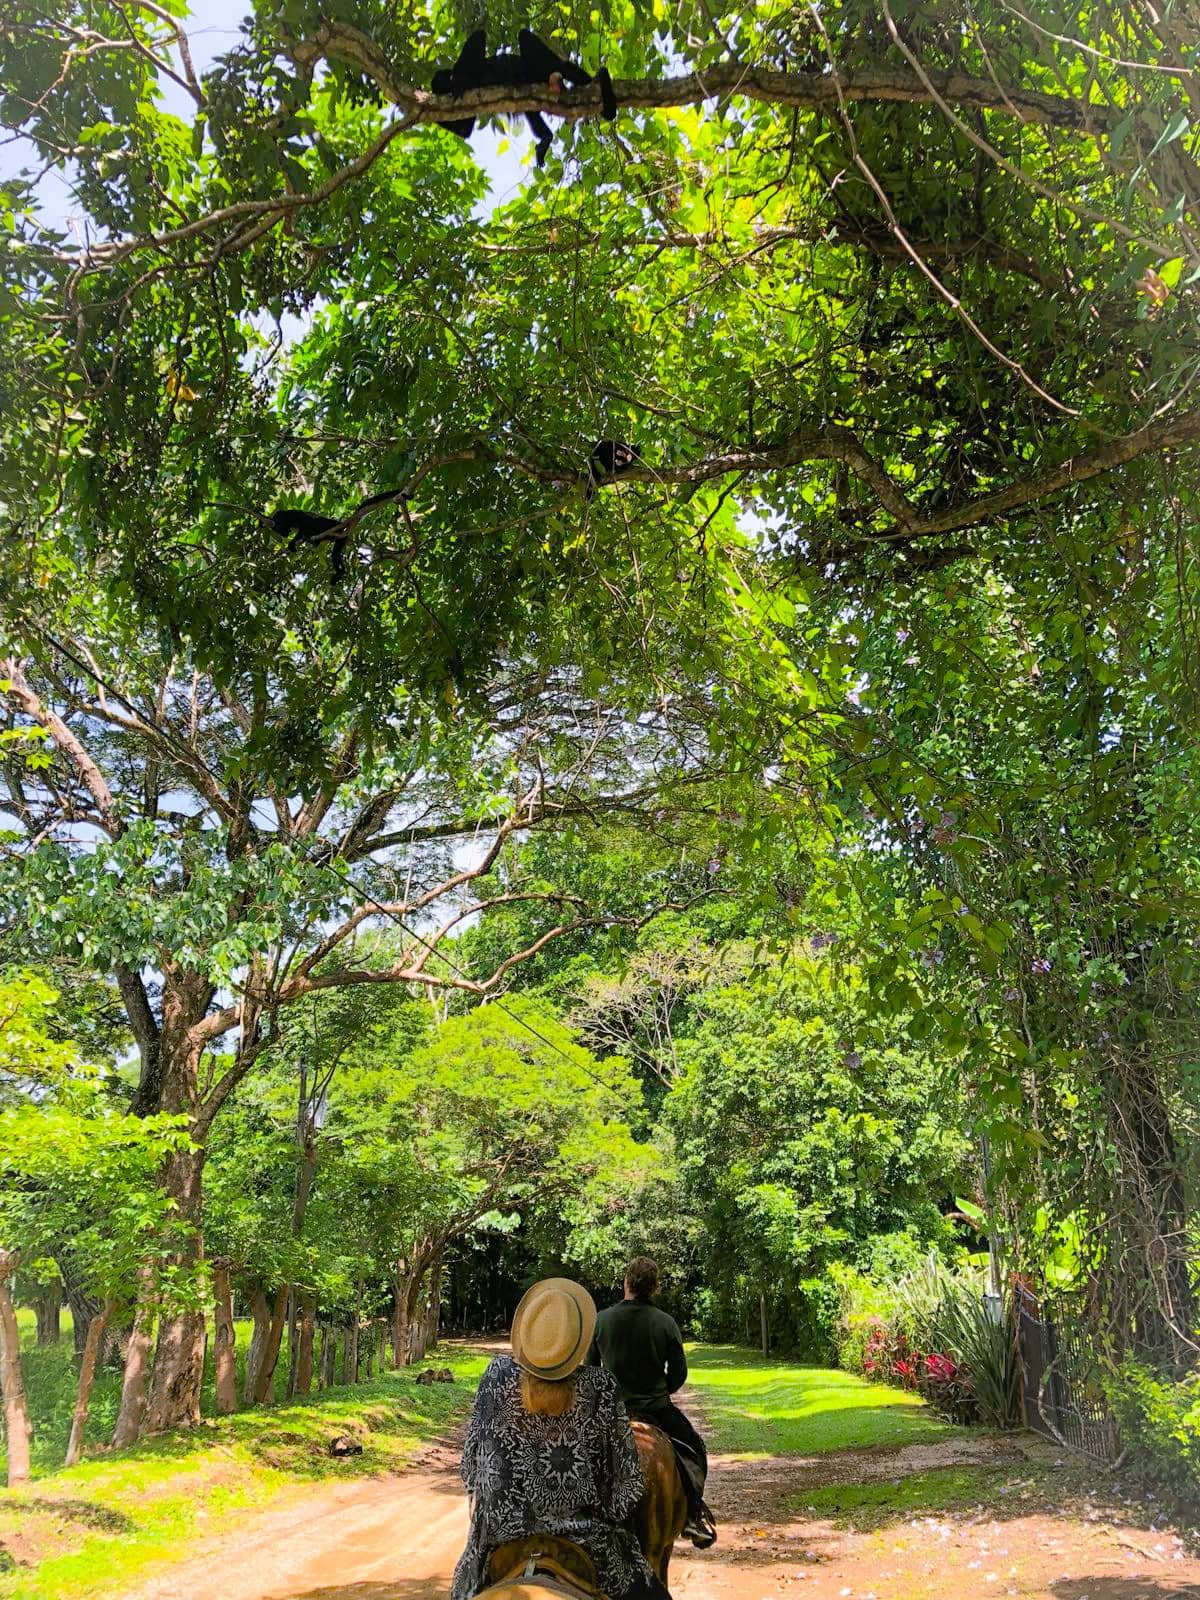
[270,489,399,581]
[585,439,639,499]
[431,29,616,168]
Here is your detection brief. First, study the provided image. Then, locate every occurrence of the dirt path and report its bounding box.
[671,1431,1200,1599]
[125,1413,1200,1600]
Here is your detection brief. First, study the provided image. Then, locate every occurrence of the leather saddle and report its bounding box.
[484,1536,604,1598]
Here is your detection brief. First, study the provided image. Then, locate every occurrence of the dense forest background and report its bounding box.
[1,0,1199,1499]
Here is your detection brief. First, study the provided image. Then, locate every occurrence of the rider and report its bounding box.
[451,1277,670,1600]
[588,1256,717,1549]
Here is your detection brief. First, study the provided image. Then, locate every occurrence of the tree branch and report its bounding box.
[292,21,1100,134]
[0,657,119,831]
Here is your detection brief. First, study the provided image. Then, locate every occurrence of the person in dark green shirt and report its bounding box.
[588,1256,716,1549]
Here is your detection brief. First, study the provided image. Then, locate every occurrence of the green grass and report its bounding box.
[0,1341,488,1600]
[686,1343,966,1457]
[794,1463,1012,1525]
[9,1307,404,1476]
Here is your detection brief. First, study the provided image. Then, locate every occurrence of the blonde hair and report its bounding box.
[519,1371,577,1417]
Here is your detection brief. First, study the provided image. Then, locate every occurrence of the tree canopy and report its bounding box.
[2,0,1199,1443]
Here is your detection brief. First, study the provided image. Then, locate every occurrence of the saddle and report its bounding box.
[485,1536,604,1599]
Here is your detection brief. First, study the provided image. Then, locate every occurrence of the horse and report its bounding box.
[630,1418,688,1583]
[478,1419,688,1597]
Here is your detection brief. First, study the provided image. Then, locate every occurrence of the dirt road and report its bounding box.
[126,1425,1200,1600]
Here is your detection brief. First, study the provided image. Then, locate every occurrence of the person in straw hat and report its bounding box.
[451,1277,671,1600]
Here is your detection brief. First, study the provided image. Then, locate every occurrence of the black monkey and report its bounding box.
[585,439,639,499]
[270,489,399,580]
[431,28,616,168]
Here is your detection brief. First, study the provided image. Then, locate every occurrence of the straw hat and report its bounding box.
[510,1278,597,1381]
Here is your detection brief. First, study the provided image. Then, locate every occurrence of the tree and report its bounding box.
[321,996,652,1364]
[0,1247,32,1486]
[6,0,1200,1391]
[0,616,741,1433]
[823,562,1200,1369]
[0,1099,189,1462]
[0,971,81,1106]
[666,953,969,1356]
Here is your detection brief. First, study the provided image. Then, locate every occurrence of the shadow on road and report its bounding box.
[1052,1583,1200,1599]
[283,1587,449,1600]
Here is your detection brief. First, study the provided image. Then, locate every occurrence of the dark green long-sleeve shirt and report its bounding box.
[588,1298,687,1413]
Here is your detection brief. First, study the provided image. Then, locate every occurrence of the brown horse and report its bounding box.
[631,1418,687,1584]
[478,1421,687,1598]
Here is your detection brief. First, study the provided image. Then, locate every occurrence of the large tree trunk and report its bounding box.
[391,1290,408,1371]
[112,1264,155,1447]
[1110,1048,1197,1372]
[318,1322,332,1390]
[286,1290,299,1398]
[212,1262,238,1415]
[138,972,217,1436]
[392,1256,427,1369]
[65,1299,116,1467]
[244,1286,269,1404]
[253,1283,289,1406]
[295,1292,316,1395]
[142,1141,208,1434]
[425,1258,443,1352]
[0,1253,32,1486]
[34,1283,62,1346]
[410,1259,442,1365]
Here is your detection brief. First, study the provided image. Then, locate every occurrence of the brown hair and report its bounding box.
[519,1371,577,1417]
[625,1256,659,1301]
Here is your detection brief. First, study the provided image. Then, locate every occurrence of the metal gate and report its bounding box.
[1015,1284,1120,1463]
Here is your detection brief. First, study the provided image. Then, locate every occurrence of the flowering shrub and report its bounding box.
[835,1256,1016,1428]
[920,1350,979,1423]
[859,1317,922,1385]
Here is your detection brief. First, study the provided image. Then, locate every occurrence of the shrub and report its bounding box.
[920,1351,978,1424]
[934,1284,1021,1429]
[834,1253,1022,1430]
[831,1264,901,1374]
[1105,1358,1200,1511]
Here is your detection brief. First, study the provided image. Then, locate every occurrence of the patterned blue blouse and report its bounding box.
[451,1355,656,1599]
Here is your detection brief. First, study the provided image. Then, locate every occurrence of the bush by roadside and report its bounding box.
[1105,1357,1200,1517]
[833,1254,1021,1430]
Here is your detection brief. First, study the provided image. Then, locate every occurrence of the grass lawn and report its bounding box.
[796,1462,1013,1524]
[685,1342,966,1457]
[0,1319,488,1600]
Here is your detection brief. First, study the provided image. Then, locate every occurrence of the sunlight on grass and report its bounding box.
[686,1343,964,1458]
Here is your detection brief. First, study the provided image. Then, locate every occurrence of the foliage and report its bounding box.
[1105,1358,1200,1513]
[203,984,653,1334]
[0,1098,192,1310]
[664,958,969,1356]
[0,973,84,1104]
[1,0,1199,1430]
[836,1253,1022,1430]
